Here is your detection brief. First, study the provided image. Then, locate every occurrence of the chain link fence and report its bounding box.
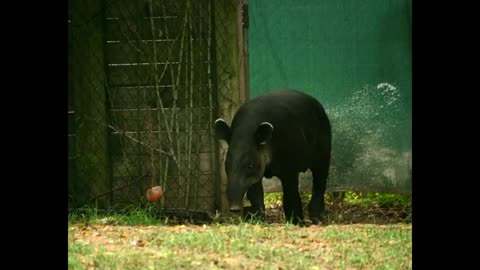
[68,0,242,212]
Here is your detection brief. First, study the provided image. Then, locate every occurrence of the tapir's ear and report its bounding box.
[254,122,274,145]
[214,118,231,144]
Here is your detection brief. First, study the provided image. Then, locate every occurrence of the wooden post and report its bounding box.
[70,0,110,208]
[213,0,247,213]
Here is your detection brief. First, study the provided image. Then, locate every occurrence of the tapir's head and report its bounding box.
[214,119,273,213]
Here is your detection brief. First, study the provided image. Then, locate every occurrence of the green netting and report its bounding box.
[249,0,412,193]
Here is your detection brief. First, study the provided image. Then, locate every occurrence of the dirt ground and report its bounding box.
[266,204,411,225]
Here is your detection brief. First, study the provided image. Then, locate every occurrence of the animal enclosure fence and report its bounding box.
[68,0,243,212]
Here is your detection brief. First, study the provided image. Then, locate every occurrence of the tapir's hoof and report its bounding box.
[286,217,305,226]
[311,211,329,225]
[297,220,306,227]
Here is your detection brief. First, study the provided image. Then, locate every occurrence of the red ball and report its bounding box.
[146,186,163,202]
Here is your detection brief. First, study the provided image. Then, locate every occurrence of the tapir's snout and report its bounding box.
[227,195,244,213]
[227,181,247,214]
[229,205,242,213]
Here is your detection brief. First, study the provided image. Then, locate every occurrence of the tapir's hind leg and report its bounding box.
[280,172,304,225]
[308,152,331,225]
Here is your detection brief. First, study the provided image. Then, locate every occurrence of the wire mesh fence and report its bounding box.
[68,0,242,212]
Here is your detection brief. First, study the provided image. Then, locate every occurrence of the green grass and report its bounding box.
[68,209,412,270]
[68,206,168,226]
[342,192,411,207]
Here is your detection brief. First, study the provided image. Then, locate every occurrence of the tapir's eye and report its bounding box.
[248,163,254,169]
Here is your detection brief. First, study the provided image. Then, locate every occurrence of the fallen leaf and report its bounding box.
[130,240,146,247]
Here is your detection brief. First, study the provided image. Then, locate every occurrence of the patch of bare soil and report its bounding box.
[266,204,411,225]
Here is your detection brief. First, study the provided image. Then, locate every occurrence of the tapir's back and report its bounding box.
[233,89,327,125]
[231,89,331,172]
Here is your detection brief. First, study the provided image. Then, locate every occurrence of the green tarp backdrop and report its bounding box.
[248,0,412,194]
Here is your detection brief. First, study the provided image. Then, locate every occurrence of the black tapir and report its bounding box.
[214,89,331,225]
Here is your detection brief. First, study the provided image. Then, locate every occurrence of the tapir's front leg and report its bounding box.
[245,181,265,221]
[280,172,304,225]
